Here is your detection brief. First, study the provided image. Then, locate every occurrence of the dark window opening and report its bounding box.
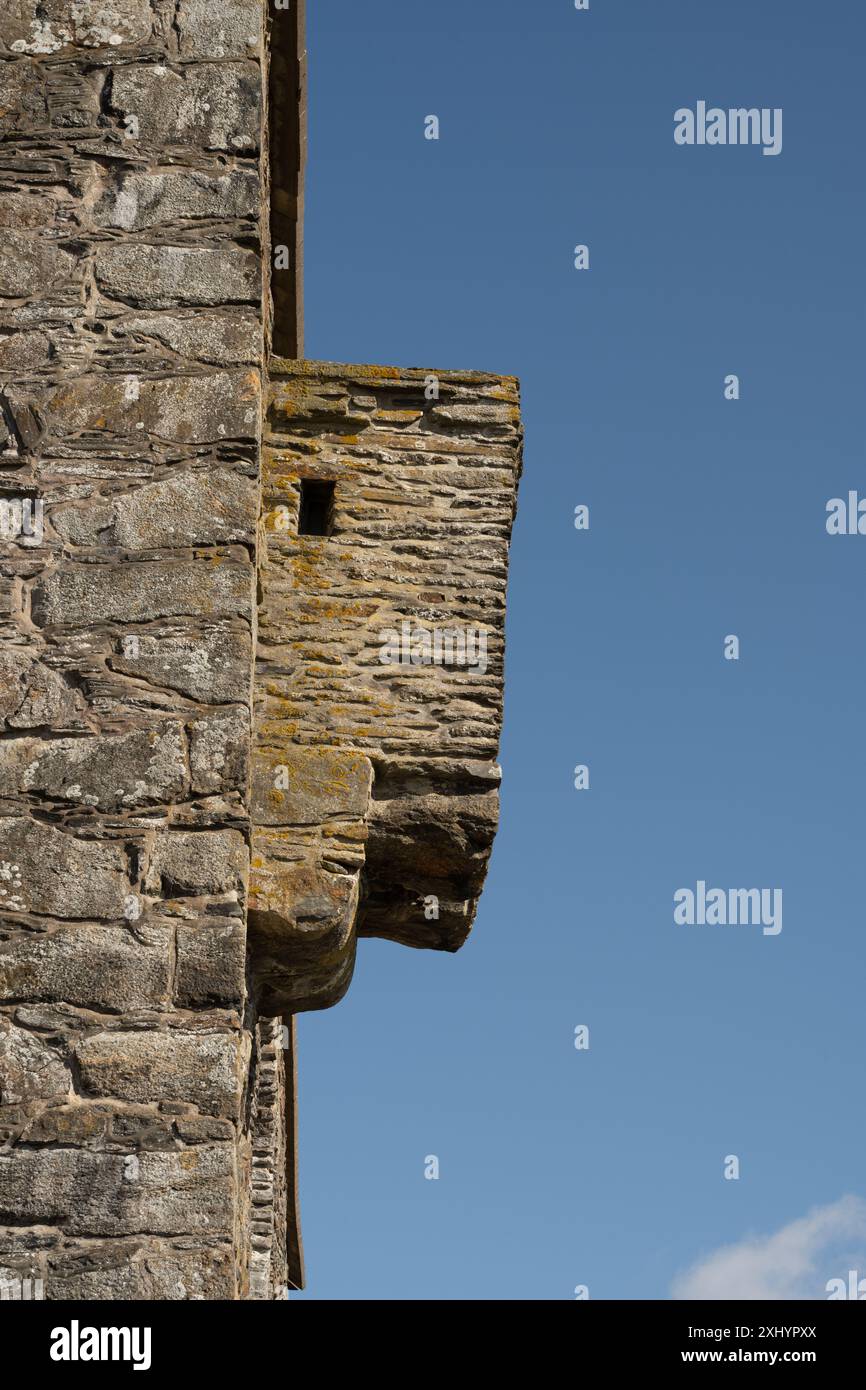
[298,480,335,536]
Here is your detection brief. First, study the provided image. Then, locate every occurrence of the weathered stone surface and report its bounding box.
[0,923,171,1011]
[0,0,153,54]
[177,0,261,59]
[0,650,80,729]
[110,624,252,703]
[18,1099,227,1147]
[0,0,269,1303]
[75,1030,242,1118]
[0,191,56,229]
[189,705,249,796]
[47,1241,236,1300]
[247,1018,287,1298]
[0,60,47,132]
[53,469,258,549]
[175,916,245,1009]
[115,310,260,366]
[0,739,37,800]
[0,329,52,371]
[0,817,130,919]
[363,781,500,950]
[95,243,258,308]
[251,745,373,826]
[0,385,45,451]
[16,724,187,811]
[0,231,76,299]
[253,363,521,979]
[110,64,260,151]
[0,0,519,1306]
[44,368,260,440]
[32,559,254,626]
[258,363,518,767]
[0,1146,235,1236]
[0,1021,69,1105]
[248,854,360,1014]
[93,167,259,231]
[145,829,246,895]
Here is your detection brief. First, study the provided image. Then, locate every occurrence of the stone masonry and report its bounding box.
[0,1,521,1299]
[251,362,522,1013]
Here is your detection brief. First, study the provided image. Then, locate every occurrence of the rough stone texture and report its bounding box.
[0,2,154,55]
[0,0,265,1302]
[178,0,261,61]
[0,0,520,1303]
[95,245,260,309]
[0,1020,70,1104]
[0,1146,235,1235]
[12,724,189,809]
[46,1241,236,1300]
[0,818,131,918]
[114,310,260,365]
[0,921,173,1010]
[109,62,260,152]
[74,1029,243,1118]
[248,1017,288,1298]
[93,167,259,232]
[145,828,247,895]
[42,367,260,438]
[52,469,258,549]
[32,559,254,626]
[175,915,245,1009]
[109,623,252,703]
[0,650,81,727]
[250,362,522,1010]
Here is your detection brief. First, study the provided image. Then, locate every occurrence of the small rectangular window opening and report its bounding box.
[298,479,335,536]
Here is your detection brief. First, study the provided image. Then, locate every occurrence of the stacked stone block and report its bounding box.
[0,0,266,1299]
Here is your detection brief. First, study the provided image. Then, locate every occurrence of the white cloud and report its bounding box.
[672,1196,866,1300]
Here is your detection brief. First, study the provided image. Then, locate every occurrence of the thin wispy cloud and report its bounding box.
[672,1197,866,1300]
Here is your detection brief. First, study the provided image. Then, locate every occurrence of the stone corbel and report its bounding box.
[248,744,373,1013]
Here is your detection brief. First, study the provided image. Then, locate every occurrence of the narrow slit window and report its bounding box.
[298,480,335,536]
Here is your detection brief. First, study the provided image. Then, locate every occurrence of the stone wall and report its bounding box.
[0,1,520,1301]
[0,0,267,1299]
[250,362,522,1014]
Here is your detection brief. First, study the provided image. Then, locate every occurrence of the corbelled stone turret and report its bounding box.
[249,361,521,1014]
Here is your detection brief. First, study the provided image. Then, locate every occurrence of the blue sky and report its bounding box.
[292,0,865,1299]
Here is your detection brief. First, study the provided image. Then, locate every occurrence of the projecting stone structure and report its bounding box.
[0,0,521,1299]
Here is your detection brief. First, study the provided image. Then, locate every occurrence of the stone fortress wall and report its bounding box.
[0,0,520,1299]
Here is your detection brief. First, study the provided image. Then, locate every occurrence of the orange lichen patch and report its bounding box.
[298,645,342,662]
[257,722,299,740]
[289,561,332,593]
[293,597,379,619]
[263,481,301,499]
[264,506,294,530]
[258,686,301,704]
[240,371,261,400]
[289,550,326,570]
